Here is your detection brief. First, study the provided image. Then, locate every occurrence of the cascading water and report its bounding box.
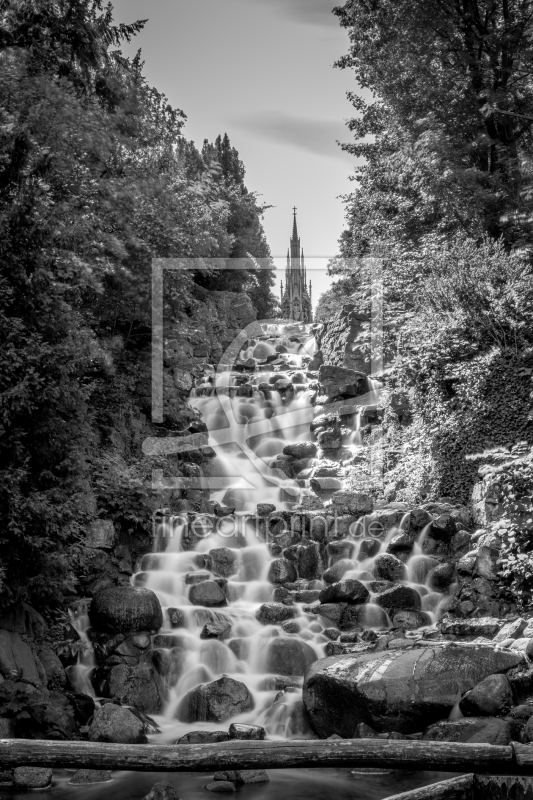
[68,599,96,698]
[134,321,452,742]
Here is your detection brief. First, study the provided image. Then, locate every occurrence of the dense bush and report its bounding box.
[470,445,533,610]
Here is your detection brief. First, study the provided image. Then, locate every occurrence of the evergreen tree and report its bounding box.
[198,132,278,317]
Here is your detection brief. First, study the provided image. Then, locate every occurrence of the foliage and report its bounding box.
[0,682,60,738]
[0,1,275,612]
[380,407,436,505]
[196,133,278,318]
[335,0,533,252]
[315,273,362,323]
[417,236,533,349]
[470,444,533,609]
[383,235,533,500]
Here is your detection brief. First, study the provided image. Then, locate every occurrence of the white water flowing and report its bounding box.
[131,321,451,741]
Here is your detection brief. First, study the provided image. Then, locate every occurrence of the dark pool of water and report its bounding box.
[7,768,462,800]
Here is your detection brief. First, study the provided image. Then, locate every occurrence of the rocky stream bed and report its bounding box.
[2,316,533,799]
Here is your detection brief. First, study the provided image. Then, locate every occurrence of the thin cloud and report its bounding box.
[232,0,338,27]
[230,111,352,161]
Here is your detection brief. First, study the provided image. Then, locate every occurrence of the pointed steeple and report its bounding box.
[280,207,313,323]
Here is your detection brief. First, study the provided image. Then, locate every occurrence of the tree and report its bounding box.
[197,133,278,317]
[335,0,533,249]
[0,1,275,611]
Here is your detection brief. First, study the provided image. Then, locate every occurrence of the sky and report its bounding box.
[111,0,359,307]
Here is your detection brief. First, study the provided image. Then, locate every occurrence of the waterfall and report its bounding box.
[132,321,450,741]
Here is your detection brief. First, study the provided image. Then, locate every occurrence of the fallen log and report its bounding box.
[0,738,524,774]
[512,742,533,769]
[383,774,474,800]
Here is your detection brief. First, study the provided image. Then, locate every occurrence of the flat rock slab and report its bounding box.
[303,643,523,737]
[69,769,113,784]
[423,717,513,746]
[13,767,52,789]
[205,781,236,793]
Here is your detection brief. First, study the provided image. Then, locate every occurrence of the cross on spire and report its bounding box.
[292,207,298,241]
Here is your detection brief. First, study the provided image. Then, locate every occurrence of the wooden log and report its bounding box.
[512,743,533,769]
[0,739,520,774]
[382,774,474,800]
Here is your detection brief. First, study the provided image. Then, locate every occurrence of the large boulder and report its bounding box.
[256,603,296,625]
[331,491,373,515]
[322,558,356,583]
[430,514,457,541]
[90,587,162,633]
[38,646,66,688]
[177,676,254,723]
[267,558,297,584]
[298,542,323,580]
[266,638,317,676]
[358,539,381,560]
[493,618,527,643]
[209,548,238,578]
[283,442,317,459]
[390,609,432,630]
[373,554,406,582]
[386,532,415,556]
[13,768,52,789]
[429,563,456,591]
[189,581,226,607]
[375,585,421,611]
[402,508,433,531]
[423,717,513,745]
[314,603,346,625]
[303,644,523,736]
[322,559,356,585]
[0,630,42,685]
[459,674,513,717]
[88,703,147,744]
[102,664,166,714]
[318,579,369,605]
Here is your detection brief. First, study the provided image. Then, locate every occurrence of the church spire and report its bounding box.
[280,207,313,324]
